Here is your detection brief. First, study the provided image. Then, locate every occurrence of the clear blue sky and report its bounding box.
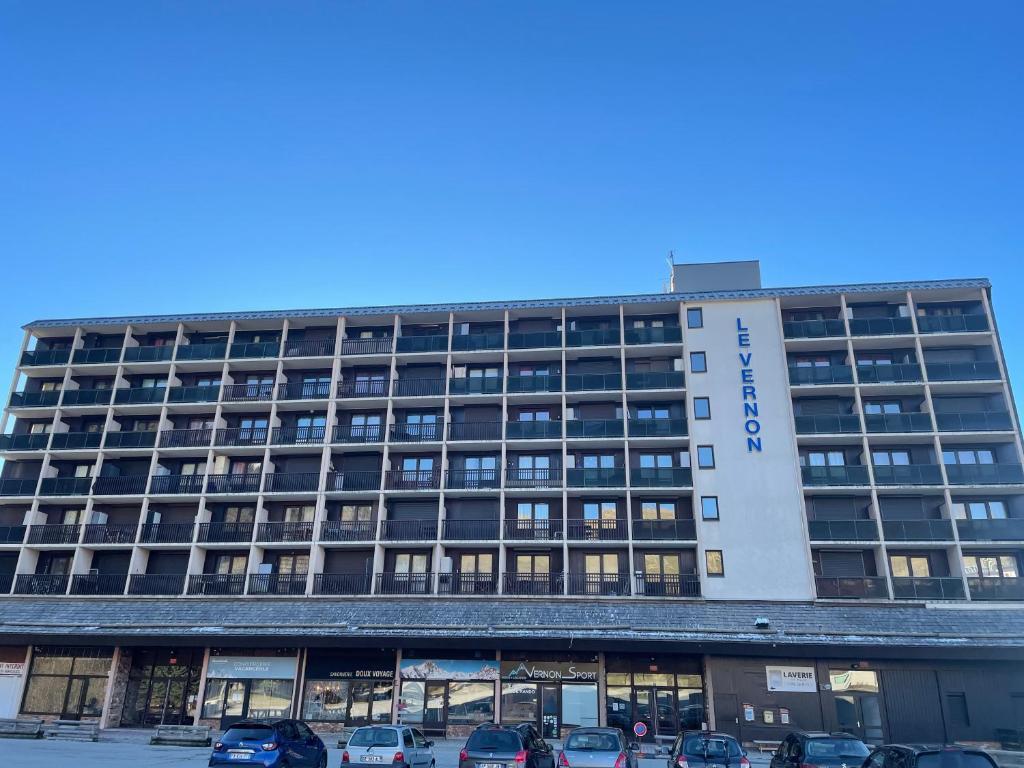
[1,2,1022,396]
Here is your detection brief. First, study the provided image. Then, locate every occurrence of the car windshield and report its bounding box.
[806,740,870,759]
[223,725,275,742]
[566,733,621,751]
[683,735,743,759]
[917,753,997,768]
[467,730,522,752]
[349,727,400,747]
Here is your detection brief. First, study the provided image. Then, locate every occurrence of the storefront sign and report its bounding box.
[766,665,816,692]
[305,653,395,680]
[502,660,599,682]
[0,662,25,677]
[743,704,754,722]
[736,318,763,453]
[207,656,298,680]
[400,658,499,680]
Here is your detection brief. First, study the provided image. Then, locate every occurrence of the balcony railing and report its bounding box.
[38,477,92,496]
[565,373,622,392]
[848,317,914,336]
[284,338,336,357]
[326,471,381,492]
[956,518,1024,541]
[385,468,441,490]
[0,525,26,544]
[271,426,327,445]
[945,463,1024,485]
[934,411,1013,432]
[159,428,213,448]
[451,332,504,351]
[313,572,373,595]
[630,467,693,488]
[139,522,195,544]
[871,464,944,486]
[149,474,205,495]
[442,519,500,540]
[891,576,965,600]
[113,387,166,404]
[566,468,626,487]
[167,384,221,403]
[624,326,682,345]
[882,518,954,541]
[0,477,40,496]
[229,340,281,359]
[815,576,888,599]
[782,319,846,338]
[380,519,438,540]
[263,472,321,493]
[801,465,870,486]
[788,365,854,385]
[449,377,503,395]
[566,572,630,596]
[248,572,308,595]
[628,418,687,438]
[278,381,332,400]
[392,378,445,398]
[205,473,263,494]
[439,572,498,595]
[197,521,254,543]
[48,432,102,450]
[566,419,624,439]
[20,348,71,366]
[566,518,628,540]
[215,427,269,447]
[27,523,81,545]
[341,337,394,355]
[83,523,138,544]
[506,374,561,393]
[60,389,113,406]
[187,573,245,595]
[856,363,922,384]
[175,342,227,360]
[505,468,561,488]
[72,347,122,364]
[376,572,433,594]
[631,518,696,540]
[70,573,128,595]
[332,424,383,444]
[566,328,620,347]
[92,475,149,495]
[506,421,562,440]
[128,573,187,595]
[625,371,685,390]
[0,433,50,451]
[396,335,449,353]
[508,331,562,349]
[129,573,187,598]
[389,422,444,442]
[10,390,61,407]
[502,572,563,595]
[104,430,158,449]
[503,519,563,541]
[320,520,377,541]
[795,414,862,434]
[14,574,70,595]
[448,422,502,441]
[917,314,989,333]
[926,361,1001,381]
[123,345,173,362]
[634,573,701,597]
[338,379,390,398]
[222,382,275,402]
[807,519,879,541]
[864,413,932,433]
[967,577,1024,601]
[445,469,500,490]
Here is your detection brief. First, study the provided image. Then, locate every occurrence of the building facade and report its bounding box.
[0,260,1022,745]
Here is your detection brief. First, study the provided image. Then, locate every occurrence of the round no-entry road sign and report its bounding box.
[633,722,648,737]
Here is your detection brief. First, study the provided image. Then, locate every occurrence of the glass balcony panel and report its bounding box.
[801,465,870,486]
[49,432,102,450]
[625,371,685,390]
[795,414,862,434]
[881,518,954,541]
[441,519,500,540]
[630,518,696,540]
[60,389,114,406]
[114,387,166,404]
[505,421,562,440]
[925,362,1001,381]
[10,391,61,407]
[917,315,989,333]
[174,342,227,361]
[507,331,562,349]
[391,379,445,397]
[104,430,158,449]
[0,477,41,496]
[338,379,390,398]
[123,345,173,362]
[448,377,503,395]
[506,375,561,393]
[395,335,448,353]
[277,381,332,400]
[624,326,682,345]
[629,467,692,488]
[565,373,622,391]
[444,469,501,490]
[447,422,502,441]
[814,576,888,599]
[263,472,321,493]
[788,366,854,385]
[566,329,620,347]
[38,477,93,496]
[72,348,122,364]
[945,463,1024,485]
[891,576,965,600]
[967,577,1024,600]
[864,413,932,433]
[856,363,922,384]
[565,419,624,438]
[634,573,701,597]
[283,338,336,357]
[229,340,281,359]
[20,349,71,366]
[451,333,504,351]
[782,319,846,338]
[848,317,914,336]
[628,418,687,437]
[0,433,50,450]
[167,385,221,403]
[565,467,626,487]
[0,525,27,544]
[871,464,944,485]
[956,518,1024,541]
[807,519,879,541]
[934,411,1013,432]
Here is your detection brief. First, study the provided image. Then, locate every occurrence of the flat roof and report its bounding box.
[24,277,990,330]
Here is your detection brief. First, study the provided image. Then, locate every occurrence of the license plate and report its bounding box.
[479,763,504,768]
[228,753,253,761]
[361,756,385,763]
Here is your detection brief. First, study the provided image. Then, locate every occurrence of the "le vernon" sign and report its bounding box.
[736,317,763,452]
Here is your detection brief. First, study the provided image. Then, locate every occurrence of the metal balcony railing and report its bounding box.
[14,574,70,595]
[10,390,61,407]
[205,473,263,494]
[956,518,1024,541]
[376,571,434,595]
[48,432,102,450]
[856,363,922,384]
[503,519,563,541]
[451,332,504,351]
[505,468,561,488]
[278,381,332,400]
[881,518,954,541]
[566,328,620,347]
[39,477,93,496]
[338,379,390,398]
[448,422,502,441]
[159,428,213,448]
[502,572,563,596]
[214,427,269,447]
[628,418,687,438]
[566,468,626,487]
[128,573,186,595]
[806,519,879,541]
[505,421,562,440]
[891,577,965,600]
[631,519,696,540]
[863,413,932,433]
[629,467,693,488]
[93,475,149,495]
[916,314,989,333]
[60,389,113,406]
[566,572,630,596]
[284,338,336,357]
[389,422,444,442]
[167,384,221,403]
[925,361,1001,381]
[795,414,862,434]
[83,523,138,544]
[391,378,445,398]
[104,430,158,449]
[448,377,503,395]
[149,474,205,495]
[174,342,227,360]
[380,519,438,540]
[945,463,1024,485]
[229,340,281,359]
[788,365,854,385]
[565,373,622,392]
[222,382,275,402]
[801,465,870,486]
[445,469,500,490]
[263,472,321,493]
[625,371,685,390]
[934,411,1013,432]
[814,576,888,599]
[70,573,128,595]
[20,348,71,366]
[871,464,944,486]
[782,319,846,338]
[72,347,122,364]
[187,573,245,595]
[313,572,373,595]
[248,572,308,595]
[113,387,166,404]
[566,519,629,540]
[0,433,50,451]
[438,572,497,595]
[848,316,914,336]
[139,522,195,544]
[0,525,27,544]
[332,424,383,444]
[341,337,394,355]
[566,420,624,439]
[967,577,1024,601]
[123,345,173,362]
[320,520,377,541]
[271,426,327,445]
[0,478,40,496]
[507,331,562,349]
[624,326,682,345]
[197,521,254,543]
[634,573,701,597]
[442,519,500,540]
[325,471,381,492]
[506,374,561,393]
[27,524,81,545]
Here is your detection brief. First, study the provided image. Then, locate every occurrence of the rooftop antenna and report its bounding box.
[664,250,677,292]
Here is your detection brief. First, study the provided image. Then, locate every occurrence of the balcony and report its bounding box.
[338,379,390,398]
[160,428,214,448]
[566,518,628,540]
[229,341,281,359]
[891,577,965,600]
[105,430,158,449]
[341,337,393,355]
[380,519,438,540]
[807,519,879,541]
[313,572,373,595]
[566,572,631,596]
[783,319,846,338]
[445,469,500,490]
[70,573,128,595]
[222,382,275,402]
[856,363,922,384]
[248,572,308,595]
[174,342,227,361]
[967,577,1024,601]
[214,427,269,447]
[795,414,862,434]
[441,519,500,540]
[945,464,1024,485]
[634,573,701,598]
[395,335,448,353]
[114,387,166,405]
[123,345,173,362]
[205,473,263,494]
[917,315,989,333]
[503,572,563,595]
[506,421,562,440]
[0,433,50,451]
[565,373,622,392]
[271,426,327,445]
[167,384,221,403]
[49,432,102,450]
[935,411,1013,432]
[505,468,561,488]
[864,413,932,433]
[376,572,433,595]
[139,522,195,544]
[956,518,1024,541]
[197,521,254,543]
[788,366,854,386]
[625,371,685,390]
[392,378,445,397]
[624,326,682,345]
[566,468,626,487]
[630,467,693,488]
[506,374,561,393]
[27,523,80,544]
[508,331,562,349]
[629,418,687,438]
[128,573,187,595]
[21,348,71,366]
[389,422,444,442]
[187,573,245,595]
[14,574,70,595]
[801,465,870,486]
[284,338,336,358]
[60,389,113,406]
[72,347,122,364]
[326,471,381,492]
[448,422,502,441]
[0,525,26,544]
[332,424,383,444]
[278,381,332,401]
[0,575,10,594]
[83,523,138,544]
[384,469,441,490]
[926,361,1001,382]
[92,475,149,495]
[9,390,60,408]
[451,332,504,351]
[439,572,498,595]
[320,520,377,541]
[815,576,888,599]
[631,518,696,540]
[39,477,93,496]
[566,419,624,439]
[149,474,205,495]
[881,519,954,541]
[0,478,39,496]
[848,317,914,336]
[449,377,502,395]
[566,329,620,347]
[503,519,563,541]
[263,472,321,493]
[872,464,944,486]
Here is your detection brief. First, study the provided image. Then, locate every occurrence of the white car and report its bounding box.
[342,725,436,768]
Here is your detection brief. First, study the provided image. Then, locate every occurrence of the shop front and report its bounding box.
[19,646,114,721]
[200,651,298,729]
[397,655,499,738]
[604,654,705,743]
[301,650,396,731]
[118,648,204,727]
[500,654,599,739]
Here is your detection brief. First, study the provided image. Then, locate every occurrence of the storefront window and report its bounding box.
[201,653,298,723]
[562,683,598,728]
[501,682,537,723]
[301,650,396,725]
[302,680,351,721]
[21,647,113,719]
[120,648,204,727]
[448,681,495,725]
[372,682,394,723]
[603,658,705,739]
[399,680,425,724]
[202,679,227,718]
[248,679,293,719]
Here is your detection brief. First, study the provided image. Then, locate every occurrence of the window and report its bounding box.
[518,409,550,422]
[693,397,711,419]
[635,405,670,420]
[689,351,707,373]
[872,450,911,466]
[962,554,1019,578]
[803,450,846,466]
[212,554,247,574]
[395,553,429,574]
[341,504,373,522]
[640,500,676,520]
[284,505,314,522]
[864,401,903,415]
[517,502,550,522]
[460,553,493,574]
[696,445,715,469]
[585,553,620,576]
[580,454,615,469]
[951,500,1008,520]
[275,553,309,575]
[639,453,673,469]
[644,552,680,577]
[701,497,720,520]
[447,682,495,725]
[686,308,703,329]
[516,553,550,575]
[21,649,112,717]
[889,554,931,578]
[705,550,724,576]
[943,449,995,465]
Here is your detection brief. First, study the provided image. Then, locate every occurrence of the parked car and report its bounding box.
[666,731,750,768]
[209,719,327,767]
[342,725,436,768]
[558,727,641,768]
[459,724,556,768]
[771,732,870,768]
[862,745,999,768]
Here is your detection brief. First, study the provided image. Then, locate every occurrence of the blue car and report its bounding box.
[210,719,327,768]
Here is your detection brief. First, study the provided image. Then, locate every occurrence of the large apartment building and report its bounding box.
[0,260,1022,746]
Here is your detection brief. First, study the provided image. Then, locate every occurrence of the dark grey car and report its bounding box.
[459,725,556,768]
[667,731,749,768]
[558,728,640,768]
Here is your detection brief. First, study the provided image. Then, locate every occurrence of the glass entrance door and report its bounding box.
[222,681,247,728]
[62,677,87,720]
[541,684,559,739]
[830,670,884,744]
[423,683,447,733]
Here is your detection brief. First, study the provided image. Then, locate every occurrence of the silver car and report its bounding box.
[558,728,640,768]
[342,725,436,768]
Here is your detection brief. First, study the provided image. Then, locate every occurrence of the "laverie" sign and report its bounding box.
[765,665,817,692]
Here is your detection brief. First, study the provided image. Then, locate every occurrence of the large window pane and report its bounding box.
[399,680,425,725]
[81,677,108,716]
[201,678,227,718]
[30,655,73,676]
[372,682,394,723]
[22,676,69,715]
[501,682,537,724]
[606,685,631,731]
[447,682,494,725]
[247,679,293,719]
[562,683,598,728]
[303,680,350,722]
